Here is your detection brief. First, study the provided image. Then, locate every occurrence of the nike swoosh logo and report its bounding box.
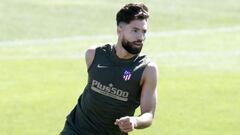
[97,64,108,68]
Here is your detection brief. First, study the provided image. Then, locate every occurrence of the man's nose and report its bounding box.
[137,32,145,41]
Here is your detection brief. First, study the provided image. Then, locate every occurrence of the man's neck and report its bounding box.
[114,43,136,60]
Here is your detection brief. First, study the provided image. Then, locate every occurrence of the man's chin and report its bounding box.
[132,45,142,50]
[122,41,142,54]
[128,48,142,54]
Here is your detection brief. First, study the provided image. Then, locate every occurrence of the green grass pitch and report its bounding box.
[0,0,240,135]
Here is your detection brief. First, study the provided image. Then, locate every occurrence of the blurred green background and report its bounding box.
[0,0,240,135]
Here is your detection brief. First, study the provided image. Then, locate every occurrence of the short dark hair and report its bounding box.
[116,3,149,25]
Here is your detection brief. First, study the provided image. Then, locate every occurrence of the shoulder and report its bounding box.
[85,46,97,62]
[85,46,98,69]
[142,61,158,84]
[145,62,158,73]
[85,44,111,57]
[85,44,112,68]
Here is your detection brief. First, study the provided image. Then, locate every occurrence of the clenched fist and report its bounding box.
[114,116,137,133]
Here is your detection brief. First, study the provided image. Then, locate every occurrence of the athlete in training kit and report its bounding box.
[60,3,158,135]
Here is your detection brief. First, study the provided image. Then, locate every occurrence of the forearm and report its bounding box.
[134,112,154,129]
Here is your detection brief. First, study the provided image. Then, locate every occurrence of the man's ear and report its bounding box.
[117,26,121,35]
[117,22,126,35]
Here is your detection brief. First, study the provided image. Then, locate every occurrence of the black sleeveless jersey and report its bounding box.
[65,44,151,135]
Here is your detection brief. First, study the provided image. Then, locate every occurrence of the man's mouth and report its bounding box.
[133,41,143,46]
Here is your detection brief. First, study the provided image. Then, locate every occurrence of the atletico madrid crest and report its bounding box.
[123,69,132,81]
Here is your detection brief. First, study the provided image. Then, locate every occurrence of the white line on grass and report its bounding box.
[0,51,239,59]
[0,25,240,47]
[1,51,239,71]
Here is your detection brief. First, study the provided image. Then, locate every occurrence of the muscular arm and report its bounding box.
[135,62,158,129]
[115,62,158,132]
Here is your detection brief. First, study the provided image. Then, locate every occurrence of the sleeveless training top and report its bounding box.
[66,44,151,135]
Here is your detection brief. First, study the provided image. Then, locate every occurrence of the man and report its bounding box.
[60,3,158,135]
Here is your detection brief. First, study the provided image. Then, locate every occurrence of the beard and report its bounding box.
[122,37,143,54]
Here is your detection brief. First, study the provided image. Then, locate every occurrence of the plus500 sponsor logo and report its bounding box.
[91,80,129,101]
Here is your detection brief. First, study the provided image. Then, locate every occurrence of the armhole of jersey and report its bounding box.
[87,48,98,72]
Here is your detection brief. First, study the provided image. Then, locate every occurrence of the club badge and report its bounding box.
[123,69,132,81]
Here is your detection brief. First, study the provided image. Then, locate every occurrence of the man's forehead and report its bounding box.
[128,20,148,29]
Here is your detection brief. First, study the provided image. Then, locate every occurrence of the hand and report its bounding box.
[114,116,137,133]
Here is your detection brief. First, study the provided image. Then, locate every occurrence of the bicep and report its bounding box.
[140,62,158,115]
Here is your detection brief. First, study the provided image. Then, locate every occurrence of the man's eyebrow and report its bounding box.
[132,27,147,31]
[132,27,140,30]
